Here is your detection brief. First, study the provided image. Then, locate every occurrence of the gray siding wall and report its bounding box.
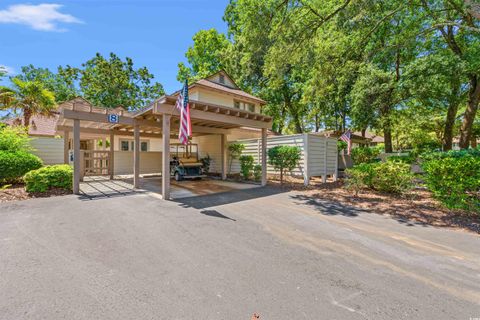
[229,134,338,180]
[229,134,306,176]
[306,135,338,177]
[30,136,64,165]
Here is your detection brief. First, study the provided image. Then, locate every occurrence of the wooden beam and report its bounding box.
[62,109,162,128]
[221,134,227,180]
[57,122,230,136]
[133,124,140,188]
[261,128,267,187]
[63,130,69,164]
[155,103,272,129]
[109,131,114,180]
[73,119,80,195]
[162,114,171,200]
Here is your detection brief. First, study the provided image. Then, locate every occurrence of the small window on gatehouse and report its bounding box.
[219,74,225,84]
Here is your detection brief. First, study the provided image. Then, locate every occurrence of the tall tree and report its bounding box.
[15,64,79,103]
[177,29,232,82]
[66,53,164,111]
[0,78,55,126]
[419,0,480,149]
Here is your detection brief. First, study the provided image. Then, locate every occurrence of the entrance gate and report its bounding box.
[81,150,111,177]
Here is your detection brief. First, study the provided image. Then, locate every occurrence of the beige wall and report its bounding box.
[190,87,261,114]
[30,136,64,165]
[114,151,162,175]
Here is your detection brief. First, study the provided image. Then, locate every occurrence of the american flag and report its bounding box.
[340,129,352,155]
[175,80,191,145]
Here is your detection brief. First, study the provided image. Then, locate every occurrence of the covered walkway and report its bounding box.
[79,176,260,200]
[56,97,272,200]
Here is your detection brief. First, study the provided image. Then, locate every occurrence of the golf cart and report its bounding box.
[169,143,207,181]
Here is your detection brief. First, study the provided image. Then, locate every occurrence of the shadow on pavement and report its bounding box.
[290,194,363,217]
[200,209,236,221]
[174,185,287,210]
[290,193,480,233]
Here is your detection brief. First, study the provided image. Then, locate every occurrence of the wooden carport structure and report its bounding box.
[55,97,272,200]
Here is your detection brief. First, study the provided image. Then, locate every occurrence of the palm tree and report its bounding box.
[0,78,56,126]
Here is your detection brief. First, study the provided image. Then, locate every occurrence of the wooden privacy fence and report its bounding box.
[229,134,338,185]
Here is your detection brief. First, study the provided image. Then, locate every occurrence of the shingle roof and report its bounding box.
[4,114,60,137]
[194,79,266,104]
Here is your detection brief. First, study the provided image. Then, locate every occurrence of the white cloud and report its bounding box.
[0,65,15,75]
[0,3,82,31]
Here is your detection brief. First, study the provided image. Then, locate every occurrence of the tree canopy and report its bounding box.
[176,0,480,151]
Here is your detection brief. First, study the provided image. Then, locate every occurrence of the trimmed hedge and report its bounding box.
[24,165,73,193]
[0,151,43,183]
[346,161,414,195]
[422,150,480,212]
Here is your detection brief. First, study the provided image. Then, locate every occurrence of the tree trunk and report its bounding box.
[443,102,460,151]
[383,127,393,153]
[459,76,480,149]
[23,108,32,127]
[472,133,478,148]
[280,168,284,185]
[443,78,461,151]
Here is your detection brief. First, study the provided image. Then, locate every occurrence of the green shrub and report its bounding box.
[267,145,301,184]
[0,151,43,183]
[337,141,347,153]
[228,143,245,173]
[422,151,480,212]
[253,164,262,182]
[346,162,414,194]
[200,154,211,174]
[387,154,416,164]
[371,161,414,194]
[351,146,380,164]
[345,163,375,195]
[24,165,73,193]
[0,125,32,152]
[239,155,254,180]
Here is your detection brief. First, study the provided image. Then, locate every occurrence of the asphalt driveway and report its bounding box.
[0,187,479,319]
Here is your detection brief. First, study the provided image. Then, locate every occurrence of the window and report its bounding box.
[219,74,225,84]
[234,101,241,109]
[121,141,129,151]
[120,140,149,152]
[247,103,255,113]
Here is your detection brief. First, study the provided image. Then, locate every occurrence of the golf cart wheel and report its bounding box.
[174,171,183,181]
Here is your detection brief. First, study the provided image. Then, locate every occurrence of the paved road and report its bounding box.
[0,187,479,319]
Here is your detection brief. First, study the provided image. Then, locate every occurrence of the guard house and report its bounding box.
[54,71,272,199]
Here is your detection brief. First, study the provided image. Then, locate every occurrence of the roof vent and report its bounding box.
[219,74,225,84]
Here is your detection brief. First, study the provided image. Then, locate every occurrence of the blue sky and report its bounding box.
[0,0,230,94]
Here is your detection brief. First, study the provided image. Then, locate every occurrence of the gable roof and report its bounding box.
[172,70,266,105]
[205,70,239,89]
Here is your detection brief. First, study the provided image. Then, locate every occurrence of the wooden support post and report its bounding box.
[73,119,80,195]
[261,128,267,186]
[221,134,227,180]
[133,123,140,188]
[162,115,171,200]
[63,130,69,164]
[304,133,310,186]
[322,138,328,183]
[109,131,114,180]
[333,138,338,182]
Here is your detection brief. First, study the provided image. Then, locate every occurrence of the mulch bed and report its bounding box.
[0,184,72,203]
[268,176,480,234]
